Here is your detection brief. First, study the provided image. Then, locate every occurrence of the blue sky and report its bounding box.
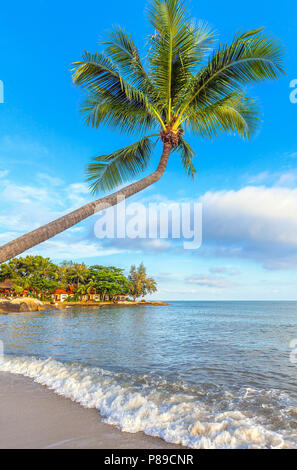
[0,0,297,300]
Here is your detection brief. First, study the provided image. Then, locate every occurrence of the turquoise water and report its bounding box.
[1,301,297,448]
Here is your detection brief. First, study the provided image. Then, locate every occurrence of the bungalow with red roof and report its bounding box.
[53,285,76,302]
[54,288,68,302]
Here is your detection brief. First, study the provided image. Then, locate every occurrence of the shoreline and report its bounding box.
[0,371,182,449]
[0,298,169,314]
[59,300,169,307]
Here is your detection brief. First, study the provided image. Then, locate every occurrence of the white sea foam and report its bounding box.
[0,355,296,449]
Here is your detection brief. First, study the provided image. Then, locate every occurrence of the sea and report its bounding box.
[1,301,297,448]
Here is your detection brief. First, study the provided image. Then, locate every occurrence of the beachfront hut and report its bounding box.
[0,279,16,297]
[51,285,76,302]
[115,294,129,302]
[80,288,100,302]
[88,288,100,301]
[54,288,68,302]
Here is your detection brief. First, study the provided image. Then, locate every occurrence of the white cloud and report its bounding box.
[2,183,50,204]
[0,178,92,233]
[0,135,49,158]
[202,186,297,246]
[27,239,123,260]
[102,237,171,254]
[0,169,9,178]
[229,268,240,276]
[209,266,240,276]
[0,231,20,243]
[201,186,297,269]
[247,169,297,188]
[247,171,270,184]
[276,172,297,187]
[37,173,64,187]
[68,183,89,194]
[186,275,236,289]
[66,182,92,209]
[209,266,227,274]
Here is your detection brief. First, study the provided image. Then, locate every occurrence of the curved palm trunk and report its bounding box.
[0,143,172,264]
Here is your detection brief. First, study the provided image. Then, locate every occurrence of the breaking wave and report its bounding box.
[1,355,296,449]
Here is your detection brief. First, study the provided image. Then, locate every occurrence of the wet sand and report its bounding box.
[0,372,180,449]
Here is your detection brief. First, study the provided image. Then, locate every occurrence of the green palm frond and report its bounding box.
[186,92,260,139]
[80,88,156,135]
[72,51,148,104]
[173,136,196,177]
[103,27,154,95]
[147,0,216,118]
[174,29,284,125]
[170,21,216,106]
[86,137,155,193]
[72,51,165,132]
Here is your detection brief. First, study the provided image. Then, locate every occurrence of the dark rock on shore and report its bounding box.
[0,298,44,313]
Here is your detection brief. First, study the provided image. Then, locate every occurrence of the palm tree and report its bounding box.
[129,262,157,298]
[0,0,284,264]
[70,263,89,288]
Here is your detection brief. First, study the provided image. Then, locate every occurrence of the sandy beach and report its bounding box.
[0,372,180,449]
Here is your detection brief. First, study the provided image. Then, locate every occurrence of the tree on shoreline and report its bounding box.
[129,263,157,299]
[88,265,130,301]
[0,256,156,301]
[69,262,89,288]
[0,0,284,263]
